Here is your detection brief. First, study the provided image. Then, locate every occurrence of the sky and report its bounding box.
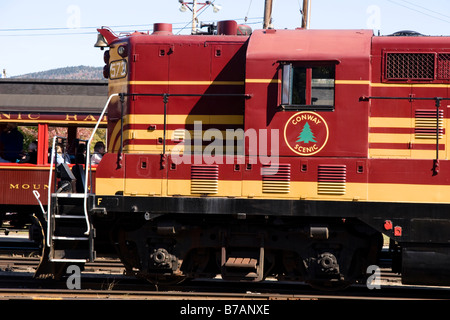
[1,0,450,77]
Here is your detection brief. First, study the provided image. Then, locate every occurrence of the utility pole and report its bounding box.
[179,0,221,34]
[192,0,198,34]
[301,0,311,29]
[263,0,273,29]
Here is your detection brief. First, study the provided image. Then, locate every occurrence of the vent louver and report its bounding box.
[191,165,218,194]
[415,109,444,140]
[262,164,291,194]
[318,165,346,195]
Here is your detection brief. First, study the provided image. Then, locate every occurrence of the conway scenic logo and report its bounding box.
[284,111,329,156]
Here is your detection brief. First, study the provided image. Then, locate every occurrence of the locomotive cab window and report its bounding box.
[281,63,335,111]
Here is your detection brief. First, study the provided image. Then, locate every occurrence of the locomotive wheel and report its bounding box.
[114,225,188,285]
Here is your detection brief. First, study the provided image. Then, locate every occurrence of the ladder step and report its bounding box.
[52,193,87,198]
[54,214,85,219]
[51,248,95,261]
[50,258,87,263]
[52,236,89,241]
[225,257,258,269]
[48,191,95,264]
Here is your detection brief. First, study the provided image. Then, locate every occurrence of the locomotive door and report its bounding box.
[166,42,220,196]
[368,85,413,159]
[165,41,246,197]
[244,59,371,200]
[123,43,171,197]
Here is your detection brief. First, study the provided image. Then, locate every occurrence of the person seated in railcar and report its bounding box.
[74,142,86,164]
[18,141,38,164]
[90,141,105,165]
[0,123,23,162]
[55,143,71,164]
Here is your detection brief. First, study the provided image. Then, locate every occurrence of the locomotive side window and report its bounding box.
[281,63,335,111]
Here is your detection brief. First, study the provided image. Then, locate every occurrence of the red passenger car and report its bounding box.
[0,79,107,228]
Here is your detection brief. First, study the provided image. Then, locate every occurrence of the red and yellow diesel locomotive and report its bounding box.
[38,21,450,289]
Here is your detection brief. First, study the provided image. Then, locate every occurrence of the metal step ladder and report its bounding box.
[48,193,95,263]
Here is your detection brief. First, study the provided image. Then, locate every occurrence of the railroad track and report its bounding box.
[0,276,449,301]
[1,237,450,302]
[0,256,123,272]
[0,255,450,301]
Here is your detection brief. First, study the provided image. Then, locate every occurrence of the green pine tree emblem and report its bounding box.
[296,122,317,143]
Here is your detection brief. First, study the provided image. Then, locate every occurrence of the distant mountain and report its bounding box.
[13,65,104,80]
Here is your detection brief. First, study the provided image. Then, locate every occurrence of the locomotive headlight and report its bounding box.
[118,45,128,58]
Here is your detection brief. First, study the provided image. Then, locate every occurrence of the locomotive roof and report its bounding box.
[246,29,374,62]
[0,78,108,114]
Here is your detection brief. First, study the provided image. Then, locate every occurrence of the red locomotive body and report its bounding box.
[40,22,450,289]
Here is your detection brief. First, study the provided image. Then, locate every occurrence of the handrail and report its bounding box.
[83,93,118,235]
[32,190,46,219]
[46,135,64,247]
[360,95,450,175]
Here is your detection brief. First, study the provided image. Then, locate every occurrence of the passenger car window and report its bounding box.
[281,63,335,111]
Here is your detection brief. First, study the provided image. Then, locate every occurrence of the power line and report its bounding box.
[397,0,450,19]
[0,18,263,37]
[245,0,253,22]
[0,22,188,33]
[387,0,450,24]
[0,31,98,37]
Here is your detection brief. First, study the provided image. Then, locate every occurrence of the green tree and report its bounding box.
[296,122,317,144]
